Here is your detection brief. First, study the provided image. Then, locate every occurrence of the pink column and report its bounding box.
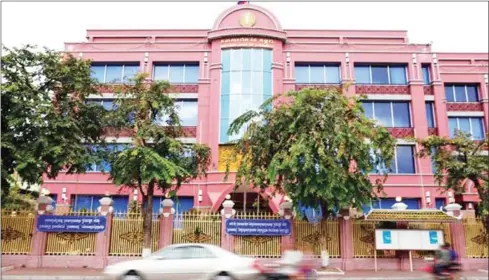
[481,75,489,131]
[410,82,432,208]
[432,82,449,137]
[220,196,235,252]
[96,196,113,267]
[279,200,294,252]
[30,196,55,268]
[158,198,175,249]
[449,222,467,268]
[339,213,354,271]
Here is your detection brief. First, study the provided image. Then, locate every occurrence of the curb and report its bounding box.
[0,267,14,272]
[1,277,105,280]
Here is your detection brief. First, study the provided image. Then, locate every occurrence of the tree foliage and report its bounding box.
[1,45,105,203]
[417,131,489,223]
[101,73,211,253]
[226,88,396,213]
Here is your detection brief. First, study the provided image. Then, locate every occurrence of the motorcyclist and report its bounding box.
[433,243,452,276]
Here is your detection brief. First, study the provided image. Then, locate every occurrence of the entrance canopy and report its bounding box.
[364,209,459,223]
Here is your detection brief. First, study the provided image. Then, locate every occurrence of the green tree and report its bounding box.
[102,73,211,256]
[225,88,396,214]
[1,45,106,204]
[417,131,489,228]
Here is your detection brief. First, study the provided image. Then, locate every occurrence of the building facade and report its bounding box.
[45,3,489,215]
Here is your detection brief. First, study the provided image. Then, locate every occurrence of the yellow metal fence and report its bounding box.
[1,210,36,255]
[232,212,282,258]
[44,211,98,255]
[172,212,222,246]
[293,219,340,258]
[109,213,160,256]
[352,220,396,258]
[463,219,488,258]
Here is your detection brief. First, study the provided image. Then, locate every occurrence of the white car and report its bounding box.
[103,243,266,280]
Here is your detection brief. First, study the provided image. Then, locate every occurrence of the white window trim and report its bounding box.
[447,111,484,117]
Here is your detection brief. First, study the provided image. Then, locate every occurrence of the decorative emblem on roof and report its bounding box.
[239,12,256,27]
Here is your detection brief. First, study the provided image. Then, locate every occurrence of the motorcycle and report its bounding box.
[259,250,319,280]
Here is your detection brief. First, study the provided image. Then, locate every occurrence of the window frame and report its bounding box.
[354,64,408,85]
[391,145,416,174]
[421,64,431,85]
[294,64,341,84]
[152,64,199,84]
[448,117,486,140]
[425,102,436,128]
[91,63,140,84]
[445,84,479,102]
[362,101,412,128]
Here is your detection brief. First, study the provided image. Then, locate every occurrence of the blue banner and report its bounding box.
[37,215,107,233]
[225,219,291,236]
[383,231,392,244]
[429,231,438,244]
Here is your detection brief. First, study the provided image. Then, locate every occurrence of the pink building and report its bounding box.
[47,3,488,215]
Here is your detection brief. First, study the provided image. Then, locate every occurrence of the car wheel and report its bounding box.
[211,271,235,280]
[120,271,143,280]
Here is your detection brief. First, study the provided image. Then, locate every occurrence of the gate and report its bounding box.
[293,218,340,258]
[232,212,282,258]
[1,210,35,255]
[109,213,160,256]
[172,212,222,246]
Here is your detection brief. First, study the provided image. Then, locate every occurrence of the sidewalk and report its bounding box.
[1,268,488,280]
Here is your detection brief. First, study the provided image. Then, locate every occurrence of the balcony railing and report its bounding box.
[387,128,414,138]
[356,85,410,95]
[446,102,483,112]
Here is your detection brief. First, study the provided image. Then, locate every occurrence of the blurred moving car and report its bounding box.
[103,243,266,280]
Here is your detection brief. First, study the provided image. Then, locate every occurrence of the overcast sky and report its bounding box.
[2,2,488,53]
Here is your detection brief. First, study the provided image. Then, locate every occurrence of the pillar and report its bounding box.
[482,74,489,130]
[158,198,175,249]
[30,196,54,268]
[279,200,294,252]
[339,212,354,271]
[445,201,468,269]
[220,195,236,252]
[96,196,113,267]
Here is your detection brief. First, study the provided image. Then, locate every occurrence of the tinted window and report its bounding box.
[425,102,435,128]
[91,65,105,82]
[396,146,415,174]
[422,65,431,85]
[354,66,370,84]
[371,66,389,84]
[471,118,484,140]
[454,86,466,102]
[392,102,410,127]
[466,86,479,102]
[389,66,407,85]
[373,102,392,127]
[445,86,455,102]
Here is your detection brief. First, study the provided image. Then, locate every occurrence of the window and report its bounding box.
[354,65,407,85]
[220,48,273,143]
[435,198,446,210]
[155,100,198,127]
[295,64,341,84]
[445,84,479,102]
[448,117,485,140]
[153,64,199,84]
[86,99,116,111]
[361,101,411,127]
[362,198,420,212]
[422,65,431,85]
[144,196,194,214]
[392,145,416,174]
[369,145,416,174]
[86,144,128,172]
[425,102,436,128]
[112,196,129,213]
[71,195,102,212]
[91,64,139,84]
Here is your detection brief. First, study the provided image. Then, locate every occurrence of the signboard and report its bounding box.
[37,215,107,233]
[225,219,291,236]
[375,229,444,251]
[220,37,274,49]
[382,231,392,244]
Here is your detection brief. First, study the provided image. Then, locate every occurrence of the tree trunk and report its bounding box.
[470,177,489,233]
[142,182,154,258]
